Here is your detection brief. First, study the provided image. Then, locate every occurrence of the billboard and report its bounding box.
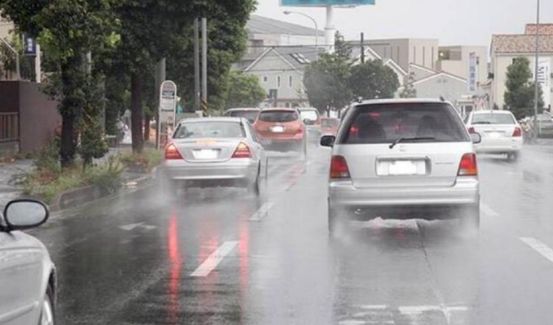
[281,0,375,6]
[536,58,551,108]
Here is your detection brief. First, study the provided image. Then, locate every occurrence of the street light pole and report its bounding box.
[533,0,541,137]
[283,10,319,56]
[0,38,20,80]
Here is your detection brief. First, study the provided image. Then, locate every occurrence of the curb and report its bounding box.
[49,172,155,213]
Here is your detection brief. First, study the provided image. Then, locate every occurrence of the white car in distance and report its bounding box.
[466,110,523,160]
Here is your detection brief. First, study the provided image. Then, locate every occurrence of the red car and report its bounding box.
[320,117,340,136]
[253,108,305,152]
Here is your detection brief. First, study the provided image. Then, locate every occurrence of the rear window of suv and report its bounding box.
[258,111,299,123]
[339,103,470,144]
[471,113,516,125]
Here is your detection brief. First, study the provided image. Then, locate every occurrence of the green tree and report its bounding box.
[303,31,353,114]
[225,70,266,108]
[400,71,417,98]
[349,60,399,100]
[504,57,544,120]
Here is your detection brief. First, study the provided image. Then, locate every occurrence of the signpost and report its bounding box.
[158,80,177,148]
[537,58,551,109]
[467,52,478,93]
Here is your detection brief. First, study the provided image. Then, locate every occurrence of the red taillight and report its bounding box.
[458,153,478,176]
[330,155,350,179]
[468,127,476,134]
[165,144,183,160]
[350,126,359,136]
[232,142,252,158]
[512,127,522,137]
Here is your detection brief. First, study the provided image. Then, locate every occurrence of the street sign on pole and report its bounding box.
[467,52,478,93]
[23,34,36,56]
[159,80,177,147]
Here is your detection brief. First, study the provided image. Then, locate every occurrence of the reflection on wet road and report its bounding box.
[32,144,553,324]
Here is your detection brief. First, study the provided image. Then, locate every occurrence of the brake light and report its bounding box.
[165,144,183,160]
[330,155,350,179]
[457,153,478,176]
[232,142,252,158]
[296,127,304,134]
[468,127,476,134]
[512,127,522,137]
[350,126,359,136]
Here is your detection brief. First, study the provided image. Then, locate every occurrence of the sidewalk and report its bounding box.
[0,159,33,207]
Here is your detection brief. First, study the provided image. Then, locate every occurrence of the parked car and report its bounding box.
[466,110,523,160]
[0,199,56,325]
[253,108,306,153]
[223,108,261,124]
[320,117,340,136]
[159,117,265,194]
[535,114,553,138]
[297,107,321,138]
[321,99,481,235]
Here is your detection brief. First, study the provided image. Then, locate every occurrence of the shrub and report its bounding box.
[120,148,162,172]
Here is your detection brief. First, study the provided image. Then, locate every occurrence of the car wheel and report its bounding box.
[459,205,480,235]
[39,286,55,325]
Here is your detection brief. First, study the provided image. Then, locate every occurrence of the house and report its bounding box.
[490,24,553,111]
[437,45,488,85]
[360,38,440,72]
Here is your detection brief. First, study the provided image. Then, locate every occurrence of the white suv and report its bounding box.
[321,99,481,235]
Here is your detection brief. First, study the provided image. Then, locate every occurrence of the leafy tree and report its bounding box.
[349,60,399,100]
[400,71,417,98]
[303,32,353,114]
[504,57,544,119]
[225,70,266,108]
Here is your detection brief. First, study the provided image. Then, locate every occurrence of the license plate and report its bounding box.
[389,161,418,175]
[193,149,218,159]
[271,126,285,133]
[487,132,502,138]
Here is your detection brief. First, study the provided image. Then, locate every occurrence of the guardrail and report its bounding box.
[0,112,19,143]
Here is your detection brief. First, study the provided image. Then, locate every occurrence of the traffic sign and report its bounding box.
[160,80,177,112]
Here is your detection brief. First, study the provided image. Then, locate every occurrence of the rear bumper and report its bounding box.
[329,177,479,218]
[475,137,522,153]
[160,159,258,184]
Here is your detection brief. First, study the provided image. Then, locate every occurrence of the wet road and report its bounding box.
[33,141,553,325]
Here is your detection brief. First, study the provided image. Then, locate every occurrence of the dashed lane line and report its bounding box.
[520,237,553,264]
[249,202,274,222]
[190,241,238,277]
[481,202,500,217]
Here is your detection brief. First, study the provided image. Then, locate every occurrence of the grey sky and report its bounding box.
[254,0,553,47]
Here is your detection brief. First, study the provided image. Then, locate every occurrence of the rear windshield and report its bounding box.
[471,113,515,125]
[259,111,299,123]
[226,110,259,123]
[173,122,245,139]
[300,110,319,121]
[339,103,469,144]
[322,119,340,127]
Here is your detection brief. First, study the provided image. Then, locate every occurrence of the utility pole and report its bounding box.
[360,32,365,64]
[155,58,166,149]
[533,0,541,137]
[194,18,201,115]
[201,17,208,116]
[325,5,335,53]
[35,44,41,83]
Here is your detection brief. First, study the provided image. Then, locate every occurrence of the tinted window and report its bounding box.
[173,122,245,139]
[227,110,259,123]
[471,113,515,125]
[300,110,319,121]
[258,111,299,123]
[340,103,469,144]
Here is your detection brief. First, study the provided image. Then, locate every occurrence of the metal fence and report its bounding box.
[0,112,19,143]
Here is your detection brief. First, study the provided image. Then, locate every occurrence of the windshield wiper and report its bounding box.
[389,137,436,149]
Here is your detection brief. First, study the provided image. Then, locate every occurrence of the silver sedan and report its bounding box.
[159,117,265,194]
[0,199,56,325]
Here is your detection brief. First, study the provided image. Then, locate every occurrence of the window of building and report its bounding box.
[263,76,268,82]
[289,76,293,88]
[277,76,281,88]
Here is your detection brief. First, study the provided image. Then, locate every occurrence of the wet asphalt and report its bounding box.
[32,139,553,325]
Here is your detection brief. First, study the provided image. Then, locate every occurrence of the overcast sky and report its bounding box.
[254,0,553,47]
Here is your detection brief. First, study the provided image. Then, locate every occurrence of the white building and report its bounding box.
[437,45,488,85]
[490,24,553,111]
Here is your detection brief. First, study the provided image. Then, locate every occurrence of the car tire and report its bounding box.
[39,286,55,325]
[459,205,480,234]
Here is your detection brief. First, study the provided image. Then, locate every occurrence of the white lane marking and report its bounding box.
[249,202,274,222]
[119,222,157,231]
[521,237,553,264]
[191,241,238,277]
[481,203,499,217]
[398,305,440,314]
[359,305,388,310]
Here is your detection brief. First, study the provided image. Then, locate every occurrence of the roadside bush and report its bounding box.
[85,156,124,194]
[120,148,162,173]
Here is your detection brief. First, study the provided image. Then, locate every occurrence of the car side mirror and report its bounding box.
[470,133,481,144]
[3,199,49,231]
[320,135,336,147]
